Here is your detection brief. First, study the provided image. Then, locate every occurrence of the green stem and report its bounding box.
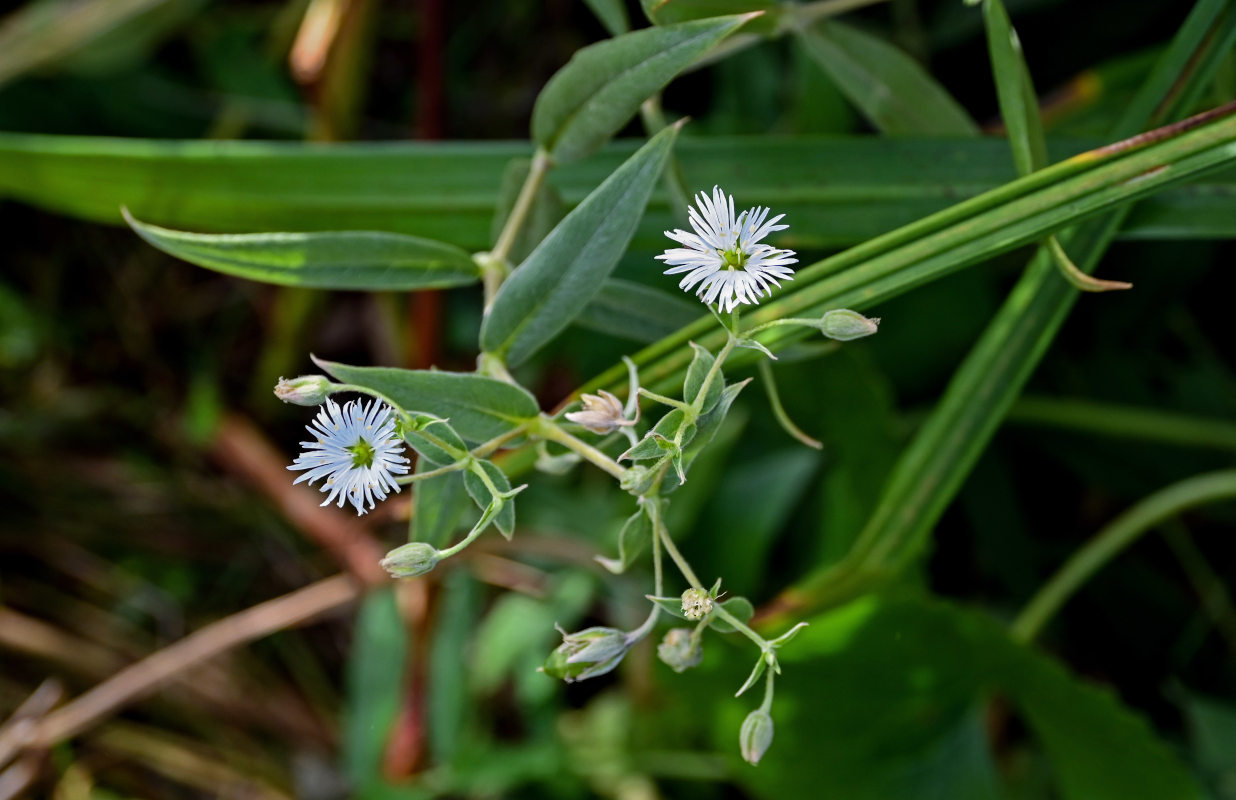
[758,359,822,450]
[1011,469,1236,643]
[639,388,690,411]
[712,603,771,652]
[758,660,776,713]
[470,424,529,459]
[438,511,493,559]
[396,462,466,484]
[652,504,703,590]
[491,148,552,266]
[690,332,736,415]
[533,415,627,480]
[334,383,414,424]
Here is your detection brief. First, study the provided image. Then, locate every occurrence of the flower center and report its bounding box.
[348,438,376,469]
[719,247,746,269]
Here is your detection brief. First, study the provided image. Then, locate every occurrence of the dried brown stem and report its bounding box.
[0,574,360,768]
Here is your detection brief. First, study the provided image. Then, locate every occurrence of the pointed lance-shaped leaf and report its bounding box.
[314,356,539,442]
[481,125,679,367]
[123,209,479,291]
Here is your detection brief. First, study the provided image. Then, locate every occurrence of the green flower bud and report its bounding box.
[541,626,630,683]
[739,709,774,765]
[380,542,441,579]
[681,587,713,621]
[657,628,702,673]
[274,375,334,406]
[819,309,880,341]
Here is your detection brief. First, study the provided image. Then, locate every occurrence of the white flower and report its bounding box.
[288,398,410,515]
[656,186,798,313]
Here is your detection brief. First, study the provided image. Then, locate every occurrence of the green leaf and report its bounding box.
[684,341,722,413]
[531,16,751,163]
[124,210,479,291]
[672,378,746,492]
[584,0,630,36]
[621,408,691,461]
[6,134,1236,251]
[641,0,776,28]
[797,21,979,136]
[314,357,539,442]
[0,0,201,89]
[981,0,1047,175]
[743,595,1201,800]
[462,461,517,540]
[596,506,654,574]
[708,596,755,634]
[342,589,408,793]
[481,126,678,366]
[647,594,688,619]
[576,279,700,344]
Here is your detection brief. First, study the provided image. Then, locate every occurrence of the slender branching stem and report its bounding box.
[532,415,627,480]
[491,148,552,266]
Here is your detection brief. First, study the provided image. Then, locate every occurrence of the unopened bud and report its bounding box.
[380,542,441,579]
[739,709,774,765]
[274,375,333,406]
[657,628,702,673]
[541,626,630,683]
[681,587,713,621]
[818,309,879,341]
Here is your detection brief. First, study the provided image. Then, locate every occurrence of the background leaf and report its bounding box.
[531,15,750,162]
[5,134,1236,250]
[342,589,408,794]
[736,596,1202,800]
[797,21,979,136]
[124,210,479,290]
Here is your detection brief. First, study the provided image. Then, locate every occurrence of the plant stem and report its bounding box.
[471,424,529,459]
[639,388,690,411]
[712,604,771,652]
[691,332,736,414]
[532,415,627,480]
[758,660,776,713]
[654,511,703,590]
[757,359,822,449]
[396,462,465,484]
[491,148,552,266]
[1011,469,1236,643]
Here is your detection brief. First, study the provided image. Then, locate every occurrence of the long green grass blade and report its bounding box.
[584,107,1236,398]
[760,0,1236,625]
[3,133,1236,250]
